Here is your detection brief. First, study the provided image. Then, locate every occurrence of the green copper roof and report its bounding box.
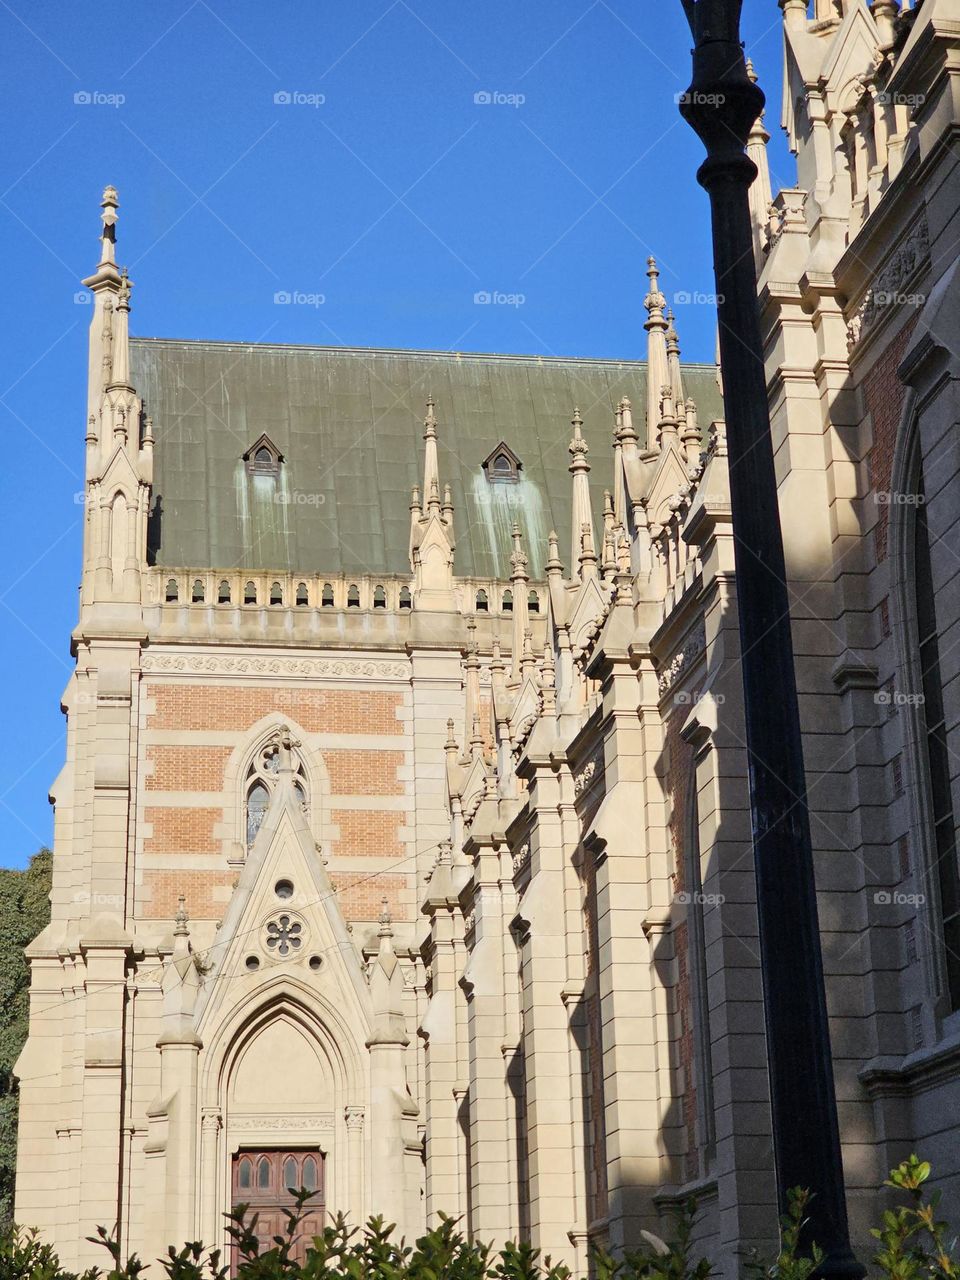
[131,339,723,580]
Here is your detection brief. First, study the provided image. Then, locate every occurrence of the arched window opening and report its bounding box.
[302,1156,318,1192]
[528,590,540,614]
[321,583,335,607]
[255,446,272,466]
[244,581,258,605]
[399,586,412,610]
[373,585,386,609]
[913,461,960,1009]
[502,589,513,614]
[270,581,283,605]
[684,779,716,1174]
[165,578,179,603]
[257,1156,271,1189]
[191,579,205,603]
[296,582,309,606]
[244,729,310,850]
[238,1157,253,1190]
[347,584,360,608]
[283,1156,298,1191]
[246,780,270,849]
[218,580,231,604]
[476,589,489,613]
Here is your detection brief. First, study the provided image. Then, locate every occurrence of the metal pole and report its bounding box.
[677,4,863,1277]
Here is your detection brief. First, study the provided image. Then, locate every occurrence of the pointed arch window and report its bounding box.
[683,777,716,1174]
[244,729,310,850]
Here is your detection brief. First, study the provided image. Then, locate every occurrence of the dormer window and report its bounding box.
[243,433,284,476]
[482,441,522,484]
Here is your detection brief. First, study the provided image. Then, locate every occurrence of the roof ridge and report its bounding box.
[128,335,719,371]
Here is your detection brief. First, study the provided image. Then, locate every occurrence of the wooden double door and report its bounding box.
[231,1148,325,1268]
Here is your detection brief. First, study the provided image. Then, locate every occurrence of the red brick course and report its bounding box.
[146,685,403,734]
[864,319,917,563]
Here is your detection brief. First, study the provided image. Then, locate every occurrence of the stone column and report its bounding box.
[345,1107,365,1225]
[199,1107,222,1245]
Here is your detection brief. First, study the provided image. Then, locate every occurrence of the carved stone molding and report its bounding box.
[140,653,410,681]
[846,218,930,351]
[657,624,707,695]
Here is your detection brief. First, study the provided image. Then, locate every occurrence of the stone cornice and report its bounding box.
[139,650,410,681]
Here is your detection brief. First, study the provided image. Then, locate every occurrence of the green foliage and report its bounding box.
[870,1155,958,1280]
[745,1188,823,1280]
[0,850,53,1227]
[593,1198,712,1280]
[0,1159,957,1280]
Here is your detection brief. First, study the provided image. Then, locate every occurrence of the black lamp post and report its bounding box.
[677,3,863,1278]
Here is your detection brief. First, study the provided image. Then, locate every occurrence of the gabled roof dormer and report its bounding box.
[482,441,522,483]
[243,433,284,476]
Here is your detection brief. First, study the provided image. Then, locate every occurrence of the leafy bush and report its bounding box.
[0,1159,956,1280]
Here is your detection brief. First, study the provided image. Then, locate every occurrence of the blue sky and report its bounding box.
[0,0,794,868]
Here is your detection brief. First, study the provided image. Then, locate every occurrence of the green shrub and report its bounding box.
[0,1158,955,1280]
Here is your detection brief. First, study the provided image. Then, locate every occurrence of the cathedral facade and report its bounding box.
[14,2,960,1275]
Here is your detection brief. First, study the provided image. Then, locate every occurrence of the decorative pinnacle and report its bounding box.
[510,522,528,574]
[568,411,589,466]
[424,395,438,437]
[666,309,680,353]
[644,256,666,322]
[546,529,563,575]
[174,894,189,937]
[445,718,458,750]
[378,898,393,933]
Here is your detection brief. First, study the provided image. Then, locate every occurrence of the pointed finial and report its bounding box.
[645,257,666,321]
[424,395,437,437]
[446,717,458,750]
[174,894,189,938]
[99,186,119,266]
[510,522,528,575]
[746,57,758,84]
[378,898,393,934]
[546,529,563,576]
[569,411,589,465]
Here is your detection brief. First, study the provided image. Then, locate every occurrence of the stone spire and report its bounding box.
[409,397,455,607]
[463,618,481,754]
[568,408,595,578]
[509,523,530,685]
[665,310,686,413]
[644,257,669,444]
[422,394,440,505]
[745,59,773,266]
[682,397,701,467]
